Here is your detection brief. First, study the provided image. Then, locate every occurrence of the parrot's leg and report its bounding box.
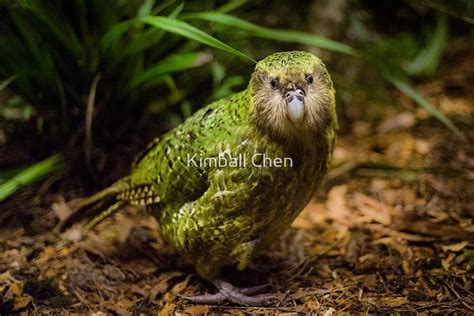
[184,279,276,306]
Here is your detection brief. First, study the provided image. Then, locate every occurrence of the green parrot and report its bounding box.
[63,51,338,305]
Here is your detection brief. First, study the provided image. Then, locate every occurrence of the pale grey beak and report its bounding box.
[285,89,305,123]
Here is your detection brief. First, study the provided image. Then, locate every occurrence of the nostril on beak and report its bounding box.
[285,89,304,103]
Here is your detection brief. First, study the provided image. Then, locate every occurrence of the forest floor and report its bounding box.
[0,51,473,315]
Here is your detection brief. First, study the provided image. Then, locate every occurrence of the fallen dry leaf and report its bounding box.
[147,272,182,303]
[171,275,191,295]
[159,302,177,316]
[326,185,351,226]
[353,192,392,225]
[0,271,12,283]
[10,281,23,296]
[441,241,469,252]
[377,112,416,133]
[441,253,456,271]
[13,295,32,311]
[182,304,210,314]
[381,296,408,307]
[52,200,74,222]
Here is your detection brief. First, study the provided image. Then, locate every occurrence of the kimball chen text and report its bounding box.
[186,152,293,168]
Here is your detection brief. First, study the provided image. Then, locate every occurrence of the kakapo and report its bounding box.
[63,51,338,305]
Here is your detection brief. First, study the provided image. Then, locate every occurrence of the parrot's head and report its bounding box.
[250,51,335,141]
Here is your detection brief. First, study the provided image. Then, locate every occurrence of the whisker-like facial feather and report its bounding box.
[249,52,335,144]
[305,69,332,132]
[252,86,289,139]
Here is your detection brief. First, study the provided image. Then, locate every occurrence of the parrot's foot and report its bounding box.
[184,279,277,306]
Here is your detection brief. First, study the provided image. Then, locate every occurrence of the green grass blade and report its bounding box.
[0,75,17,92]
[416,0,474,24]
[181,12,360,57]
[126,52,211,91]
[403,14,448,76]
[138,16,255,62]
[151,0,177,16]
[0,154,65,202]
[386,75,466,140]
[216,0,249,13]
[100,20,135,53]
[17,0,82,57]
[10,11,56,81]
[137,0,156,17]
[122,3,184,57]
[0,168,25,185]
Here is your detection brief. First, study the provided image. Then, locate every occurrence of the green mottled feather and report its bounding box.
[67,51,337,281]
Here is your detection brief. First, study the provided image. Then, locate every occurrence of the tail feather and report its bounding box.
[83,201,126,232]
[59,184,122,231]
[59,177,160,232]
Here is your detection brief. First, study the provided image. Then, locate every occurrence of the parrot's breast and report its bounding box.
[134,91,336,280]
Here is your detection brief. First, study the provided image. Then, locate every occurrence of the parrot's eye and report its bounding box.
[306,75,314,84]
[270,78,279,89]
